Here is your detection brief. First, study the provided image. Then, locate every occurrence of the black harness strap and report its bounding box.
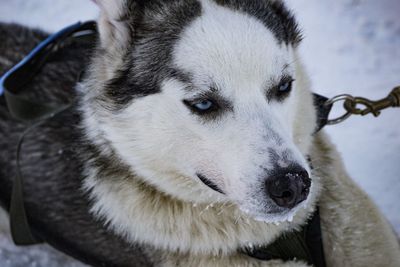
[306,209,326,267]
[244,223,312,262]
[243,202,326,266]
[9,126,41,245]
[314,94,333,132]
[0,21,331,265]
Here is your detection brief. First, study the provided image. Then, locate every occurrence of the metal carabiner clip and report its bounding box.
[325,86,400,125]
[324,94,355,125]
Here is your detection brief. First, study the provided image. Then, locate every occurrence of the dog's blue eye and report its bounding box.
[194,100,213,111]
[279,81,292,92]
[183,98,219,116]
[269,77,295,101]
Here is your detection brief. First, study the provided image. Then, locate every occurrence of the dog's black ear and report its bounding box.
[94,0,141,52]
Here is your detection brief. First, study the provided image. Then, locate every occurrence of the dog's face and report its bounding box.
[84,0,319,222]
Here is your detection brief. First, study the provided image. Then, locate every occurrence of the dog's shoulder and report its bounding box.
[311,132,400,267]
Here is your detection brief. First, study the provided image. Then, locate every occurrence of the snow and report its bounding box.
[0,0,399,265]
[0,237,86,267]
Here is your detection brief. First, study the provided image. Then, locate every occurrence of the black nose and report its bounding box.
[266,166,311,209]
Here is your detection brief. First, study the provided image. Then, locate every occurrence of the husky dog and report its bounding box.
[0,0,399,266]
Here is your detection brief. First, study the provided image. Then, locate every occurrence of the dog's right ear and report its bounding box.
[93,0,139,52]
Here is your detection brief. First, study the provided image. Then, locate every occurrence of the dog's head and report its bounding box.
[83,0,319,223]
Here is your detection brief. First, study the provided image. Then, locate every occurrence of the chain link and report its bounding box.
[326,86,400,125]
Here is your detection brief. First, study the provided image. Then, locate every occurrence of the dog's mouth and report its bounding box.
[195,170,312,223]
[196,173,225,194]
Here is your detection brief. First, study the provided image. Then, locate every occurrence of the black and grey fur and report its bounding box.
[0,23,155,266]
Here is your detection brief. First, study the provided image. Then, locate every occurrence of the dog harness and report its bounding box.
[0,21,341,267]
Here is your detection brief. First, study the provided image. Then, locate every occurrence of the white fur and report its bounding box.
[83,167,317,255]
[95,0,130,50]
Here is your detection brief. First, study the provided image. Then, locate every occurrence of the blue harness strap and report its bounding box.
[0,21,96,121]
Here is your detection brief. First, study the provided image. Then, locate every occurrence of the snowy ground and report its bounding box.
[0,0,399,266]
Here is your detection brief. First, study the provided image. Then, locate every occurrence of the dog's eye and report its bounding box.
[279,80,293,93]
[183,98,218,115]
[272,77,295,100]
[194,100,213,111]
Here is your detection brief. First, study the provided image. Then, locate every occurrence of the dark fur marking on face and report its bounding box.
[214,0,302,46]
[197,173,225,194]
[104,62,161,107]
[102,0,203,108]
[168,67,193,85]
[263,129,284,146]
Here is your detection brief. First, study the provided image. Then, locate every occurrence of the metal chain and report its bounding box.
[325,86,400,125]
